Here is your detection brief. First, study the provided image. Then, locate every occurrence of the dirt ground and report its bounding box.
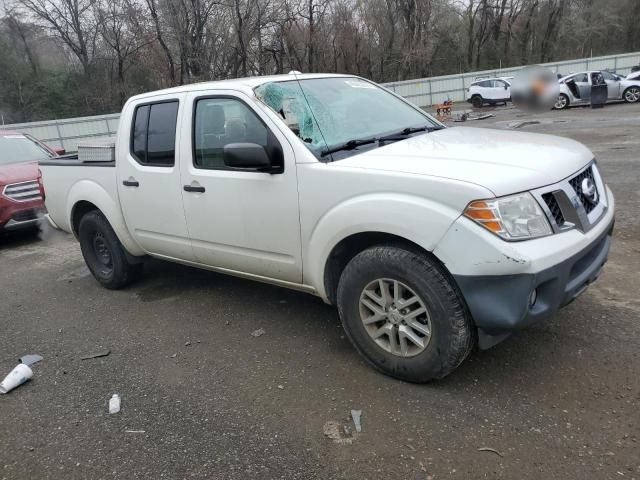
[1,102,639,480]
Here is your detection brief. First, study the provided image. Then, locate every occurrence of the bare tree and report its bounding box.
[3,0,639,121]
[15,0,97,73]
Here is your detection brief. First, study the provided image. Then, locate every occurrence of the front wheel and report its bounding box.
[471,95,483,108]
[554,93,570,110]
[623,86,640,103]
[78,210,143,289]
[337,246,474,382]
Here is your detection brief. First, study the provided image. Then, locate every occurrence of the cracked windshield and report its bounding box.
[255,77,440,160]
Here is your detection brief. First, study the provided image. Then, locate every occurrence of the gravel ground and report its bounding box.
[1,102,639,480]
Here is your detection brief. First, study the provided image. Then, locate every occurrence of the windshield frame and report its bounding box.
[253,75,444,162]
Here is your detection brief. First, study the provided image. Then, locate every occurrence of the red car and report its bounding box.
[0,131,63,232]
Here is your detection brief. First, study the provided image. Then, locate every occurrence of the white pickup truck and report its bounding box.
[40,73,615,382]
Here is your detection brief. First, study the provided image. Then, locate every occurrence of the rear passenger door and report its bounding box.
[573,73,591,102]
[117,94,195,261]
[178,91,302,283]
[495,80,510,100]
[477,80,497,99]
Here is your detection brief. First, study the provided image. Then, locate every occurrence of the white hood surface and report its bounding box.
[335,127,593,197]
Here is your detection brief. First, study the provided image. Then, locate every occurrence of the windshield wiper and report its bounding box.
[378,125,444,142]
[320,125,444,158]
[320,137,378,157]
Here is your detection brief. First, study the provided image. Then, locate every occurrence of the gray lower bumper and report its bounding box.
[454,218,614,349]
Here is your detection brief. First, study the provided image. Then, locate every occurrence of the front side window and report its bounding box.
[255,77,439,161]
[193,97,281,170]
[131,101,178,166]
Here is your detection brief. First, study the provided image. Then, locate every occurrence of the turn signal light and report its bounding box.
[463,200,506,235]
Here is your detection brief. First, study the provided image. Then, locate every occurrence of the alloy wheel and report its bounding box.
[359,278,432,357]
[625,87,640,103]
[555,95,568,109]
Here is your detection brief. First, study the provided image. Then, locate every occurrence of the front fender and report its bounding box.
[304,193,461,301]
[67,180,144,256]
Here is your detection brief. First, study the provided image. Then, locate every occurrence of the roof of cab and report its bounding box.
[127,73,355,103]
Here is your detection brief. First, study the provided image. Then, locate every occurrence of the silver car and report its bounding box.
[555,70,640,109]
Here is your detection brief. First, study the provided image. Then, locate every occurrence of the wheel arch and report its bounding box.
[305,193,464,303]
[323,232,440,305]
[67,180,144,256]
[470,94,484,106]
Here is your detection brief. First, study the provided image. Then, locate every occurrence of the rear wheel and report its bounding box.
[78,211,142,289]
[623,86,640,103]
[554,93,570,110]
[471,95,483,108]
[337,246,474,383]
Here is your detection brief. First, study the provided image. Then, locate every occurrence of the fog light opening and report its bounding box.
[529,289,538,308]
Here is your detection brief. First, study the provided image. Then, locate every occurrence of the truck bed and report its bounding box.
[39,143,119,234]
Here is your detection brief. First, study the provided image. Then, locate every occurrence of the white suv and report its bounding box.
[466,77,512,108]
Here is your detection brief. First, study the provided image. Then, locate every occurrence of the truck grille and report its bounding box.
[542,192,565,226]
[3,181,42,202]
[568,166,598,214]
[534,162,606,233]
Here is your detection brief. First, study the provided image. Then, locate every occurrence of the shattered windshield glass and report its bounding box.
[255,77,440,161]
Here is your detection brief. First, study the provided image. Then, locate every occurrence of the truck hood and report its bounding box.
[0,161,38,187]
[335,127,593,197]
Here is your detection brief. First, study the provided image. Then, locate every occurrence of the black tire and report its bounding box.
[78,210,142,289]
[471,95,483,108]
[337,246,474,383]
[555,93,570,110]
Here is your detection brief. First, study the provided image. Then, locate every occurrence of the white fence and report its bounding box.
[2,51,639,151]
[1,113,120,152]
[383,51,640,107]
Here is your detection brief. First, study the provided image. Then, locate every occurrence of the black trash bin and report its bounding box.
[590,72,607,108]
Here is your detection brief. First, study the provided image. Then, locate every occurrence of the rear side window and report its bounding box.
[131,101,179,166]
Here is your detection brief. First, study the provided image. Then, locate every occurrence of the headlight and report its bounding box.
[463,192,552,240]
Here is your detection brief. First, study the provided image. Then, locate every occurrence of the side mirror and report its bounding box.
[53,147,66,156]
[504,85,508,90]
[223,143,271,170]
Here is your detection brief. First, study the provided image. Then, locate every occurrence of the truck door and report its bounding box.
[178,92,302,283]
[117,94,195,261]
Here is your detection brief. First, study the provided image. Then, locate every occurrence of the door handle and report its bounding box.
[184,184,205,193]
[122,179,139,187]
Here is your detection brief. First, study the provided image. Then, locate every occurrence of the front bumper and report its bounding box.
[434,186,615,349]
[454,217,613,348]
[0,202,45,232]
